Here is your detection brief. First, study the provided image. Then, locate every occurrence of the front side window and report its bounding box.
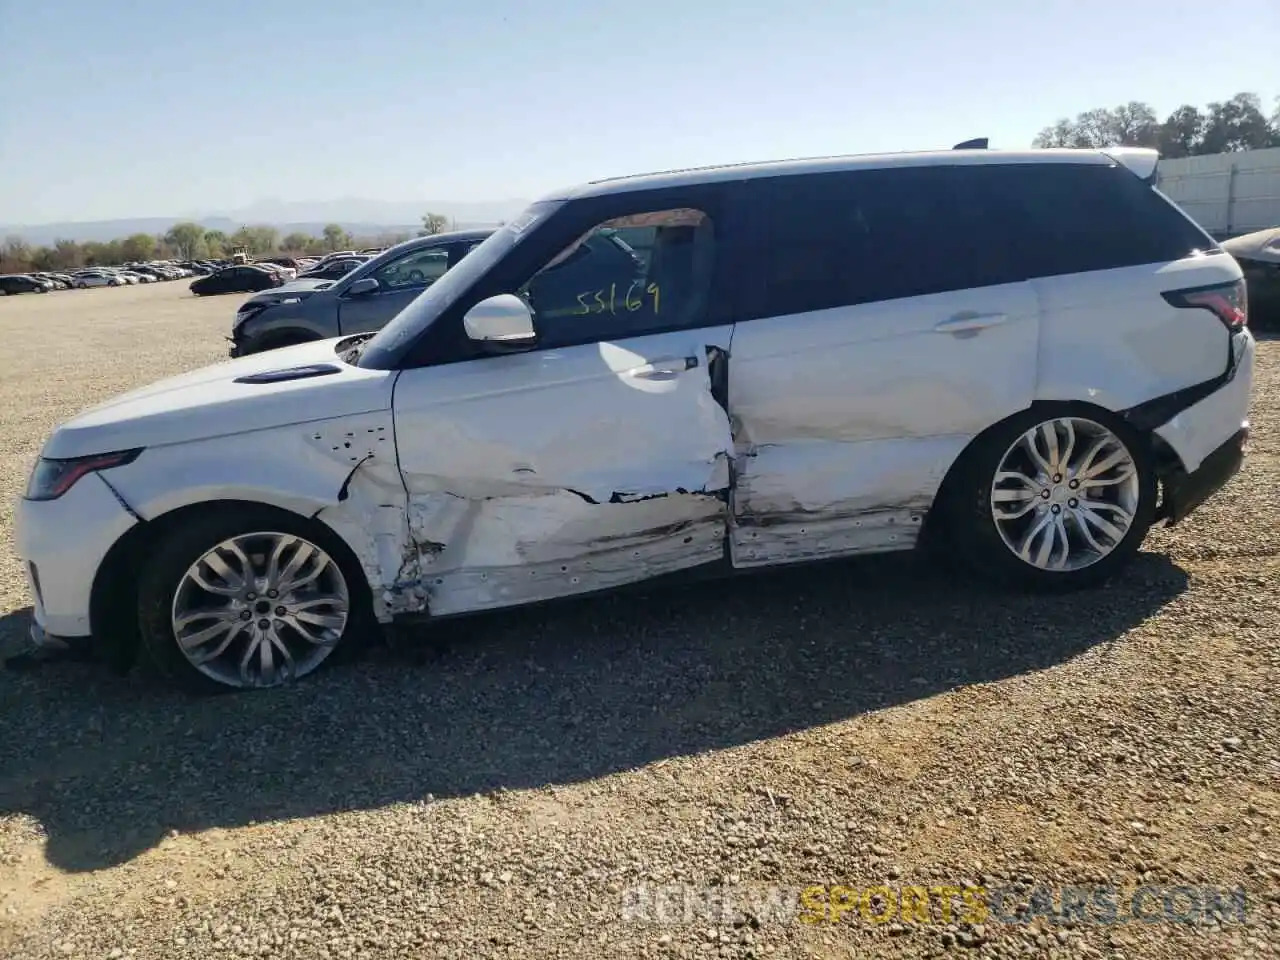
[520,207,715,347]
[358,199,563,368]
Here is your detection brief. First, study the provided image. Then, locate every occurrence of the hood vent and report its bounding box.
[235,363,342,385]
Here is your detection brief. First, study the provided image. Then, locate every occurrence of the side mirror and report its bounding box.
[346,277,379,297]
[463,294,537,353]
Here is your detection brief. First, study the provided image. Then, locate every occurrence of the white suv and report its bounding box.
[15,146,1255,692]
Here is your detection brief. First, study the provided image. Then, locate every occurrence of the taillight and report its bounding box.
[1163,279,1248,330]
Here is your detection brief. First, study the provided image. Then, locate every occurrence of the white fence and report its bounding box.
[1156,147,1280,239]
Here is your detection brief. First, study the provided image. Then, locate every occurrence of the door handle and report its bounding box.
[933,311,1008,334]
[630,356,699,381]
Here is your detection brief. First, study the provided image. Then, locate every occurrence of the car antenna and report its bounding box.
[952,137,989,150]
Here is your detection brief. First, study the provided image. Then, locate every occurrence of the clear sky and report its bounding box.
[1,0,1276,224]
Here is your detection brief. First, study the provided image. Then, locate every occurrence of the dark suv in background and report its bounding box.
[1224,227,1280,330]
[228,230,494,356]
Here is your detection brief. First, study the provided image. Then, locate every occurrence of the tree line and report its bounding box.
[0,218,438,275]
[1034,92,1280,155]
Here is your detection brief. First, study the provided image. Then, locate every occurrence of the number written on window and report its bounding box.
[574,281,660,316]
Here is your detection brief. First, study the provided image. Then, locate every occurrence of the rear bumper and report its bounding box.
[1151,330,1254,473]
[1157,425,1249,526]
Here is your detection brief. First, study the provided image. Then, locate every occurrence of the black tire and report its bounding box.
[939,403,1157,592]
[136,505,372,694]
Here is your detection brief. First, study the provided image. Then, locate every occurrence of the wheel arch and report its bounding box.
[921,398,1174,547]
[89,498,375,672]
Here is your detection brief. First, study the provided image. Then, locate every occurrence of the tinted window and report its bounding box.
[737,167,1017,319]
[520,208,715,347]
[376,247,450,289]
[960,162,1216,278]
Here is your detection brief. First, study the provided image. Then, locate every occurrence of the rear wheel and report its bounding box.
[944,405,1157,591]
[137,507,366,693]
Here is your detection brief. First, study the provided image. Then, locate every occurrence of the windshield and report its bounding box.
[357,200,562,368]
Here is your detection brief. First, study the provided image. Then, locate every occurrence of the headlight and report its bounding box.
[234,302,268,330]
[25,449,143,501]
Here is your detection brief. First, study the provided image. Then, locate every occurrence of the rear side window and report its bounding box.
[959,162,1217,279]
[733,167,1020,319]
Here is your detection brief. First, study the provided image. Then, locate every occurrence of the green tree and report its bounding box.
[322,223,351,251]
[230,225,279,255]
[48,239,84,270]
[1035,91,1280,156]
[1199,93,1278,153]
[419,212,449,236]
[1033,101,1159,149]
[164,221,207,259]
[282,232,314,252]
[203,230,228,257]
[0,237,34,273]
[1156,105,1206,158]
[120,233,156,262]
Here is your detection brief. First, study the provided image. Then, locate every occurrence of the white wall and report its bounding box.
[1157,147,1280,238]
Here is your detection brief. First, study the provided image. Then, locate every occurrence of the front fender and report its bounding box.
[101,412,411,620]
[104,410,398,520]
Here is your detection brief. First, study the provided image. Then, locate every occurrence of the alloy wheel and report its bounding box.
[990,417,1141,572]
[170,531,350,688]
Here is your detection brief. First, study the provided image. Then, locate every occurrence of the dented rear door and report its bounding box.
[724,165,1040,568]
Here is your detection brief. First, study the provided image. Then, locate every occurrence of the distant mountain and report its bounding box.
[1,197,531,245]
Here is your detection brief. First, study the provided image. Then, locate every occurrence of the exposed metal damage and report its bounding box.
[305,416,421,621]
[304,343,972,622]
[727,435,967,567]
[403,488,727,616]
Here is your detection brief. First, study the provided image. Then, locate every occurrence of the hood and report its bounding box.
[1223,227,1280,265]
[241,279,335,306]
[43,339,397,460]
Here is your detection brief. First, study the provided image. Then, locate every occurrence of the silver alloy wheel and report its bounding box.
[990,417,1141,572]
[171,531,350,689]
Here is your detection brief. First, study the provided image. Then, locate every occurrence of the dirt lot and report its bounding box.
[0,281,1277,960]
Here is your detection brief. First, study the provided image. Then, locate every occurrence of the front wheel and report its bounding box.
[943,406,1157,591]
[137,508,365,693]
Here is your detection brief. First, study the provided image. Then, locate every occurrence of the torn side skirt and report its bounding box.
[731,500,932,568]
[404,490,728,617]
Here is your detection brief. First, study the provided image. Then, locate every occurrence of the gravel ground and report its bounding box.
[0,282,1276,960]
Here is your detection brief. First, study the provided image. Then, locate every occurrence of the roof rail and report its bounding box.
[953,138,989,150]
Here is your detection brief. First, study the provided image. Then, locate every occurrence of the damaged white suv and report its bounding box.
[15,146,1255,692]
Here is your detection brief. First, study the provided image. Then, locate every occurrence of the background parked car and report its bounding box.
[0,274,51,295]
[191,264,284,296]
[29,272,69,289]
[297,256,369,281]
[1224,226,1280,331]
[71,270,124,288]
[229,229,492,355]
[254,262,297,282]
